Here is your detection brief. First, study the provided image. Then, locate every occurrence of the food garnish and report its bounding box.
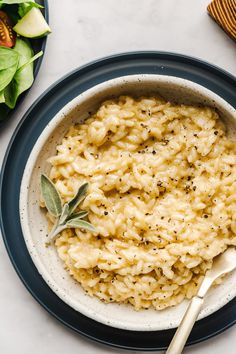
[40,174,96,242]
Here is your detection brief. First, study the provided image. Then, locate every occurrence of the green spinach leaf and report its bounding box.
[0,46,19,70]
[17,49,42,72]
[0,47,19,91]
[4,38,34,109]
[0,90,5,103]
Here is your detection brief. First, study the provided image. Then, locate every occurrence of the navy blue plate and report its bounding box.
[0,52,236,351]
[0,0,49,122]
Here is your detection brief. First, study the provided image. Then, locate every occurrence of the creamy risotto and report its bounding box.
[46,95,236,310]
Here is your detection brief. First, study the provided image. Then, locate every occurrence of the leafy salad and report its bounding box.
[0,0,51,120]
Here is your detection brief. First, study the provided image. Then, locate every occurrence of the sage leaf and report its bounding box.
[40,174,62,217]
[41,176,95,243]
[48,224,67,242]
[48,215,95,242]
[66,218,96,233]
[59,203,69,225]
[68,182,88,214]
[67,210,88,220]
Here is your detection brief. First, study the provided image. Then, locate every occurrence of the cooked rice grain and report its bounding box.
[46,96,236,310]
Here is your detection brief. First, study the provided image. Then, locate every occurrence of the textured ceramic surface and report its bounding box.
[20,74,236,331]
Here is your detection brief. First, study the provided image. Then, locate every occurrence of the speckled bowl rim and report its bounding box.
[20,74,236,331]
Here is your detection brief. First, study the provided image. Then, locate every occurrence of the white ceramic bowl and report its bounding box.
[20,75,236,331]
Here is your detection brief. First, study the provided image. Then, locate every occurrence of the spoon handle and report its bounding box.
[166,296,204,354]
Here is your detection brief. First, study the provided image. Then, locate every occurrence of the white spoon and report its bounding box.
[166,247,236,354]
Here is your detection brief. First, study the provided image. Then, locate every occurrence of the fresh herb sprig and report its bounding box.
[40,174,96,242]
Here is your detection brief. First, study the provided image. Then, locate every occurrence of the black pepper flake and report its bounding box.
[214,131,219,135]
[204,214,208,218]
[162,139,169,146]
[193,186,196,191]
[104,211,108,215]
[152,150,156,155]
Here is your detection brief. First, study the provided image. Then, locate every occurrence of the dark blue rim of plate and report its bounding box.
[0,0,49,122]
[0,52,236,351]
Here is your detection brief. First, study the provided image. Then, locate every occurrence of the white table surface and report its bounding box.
[1,0,236,353]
